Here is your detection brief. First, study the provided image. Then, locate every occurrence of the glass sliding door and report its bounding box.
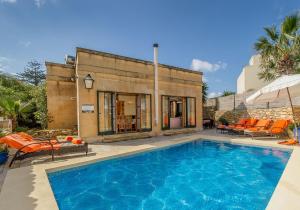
[98,91,152,135]
[116,94,137,133]
[140,94,151,131]
[161,96,196,129]
[98,92,114,134]
[162,96,169,129]
[186,97,196,127]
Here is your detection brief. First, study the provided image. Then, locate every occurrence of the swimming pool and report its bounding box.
[48,140,290,210]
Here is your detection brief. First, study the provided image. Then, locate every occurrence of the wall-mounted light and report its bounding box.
[84,74,94,89]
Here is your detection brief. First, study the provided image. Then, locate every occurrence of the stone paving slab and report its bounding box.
[0,130,298,210]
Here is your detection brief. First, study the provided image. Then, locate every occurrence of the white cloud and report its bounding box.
[191,59,227,72]
[208,92,222,98]
[1,0,56,6]
[0,57,10,71]
[202,76,208,82]
[19,41,31,47]
[34,0,46,8]
[1,0,17,3]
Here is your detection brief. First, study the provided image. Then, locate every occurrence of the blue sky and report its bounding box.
[0,0,299,97]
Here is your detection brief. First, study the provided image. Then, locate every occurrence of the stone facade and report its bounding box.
[215,107,300,124]
[46,47,203,142]
[46,63,77,129]
[205,92,300,125]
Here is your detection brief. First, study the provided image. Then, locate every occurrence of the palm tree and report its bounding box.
[255,14,300,81]
[0,98,33,130]
[222,90,235,97]
[202,82,208,103]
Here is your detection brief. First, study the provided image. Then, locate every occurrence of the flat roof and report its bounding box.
[76,47,203,75]
[45,62,75,69]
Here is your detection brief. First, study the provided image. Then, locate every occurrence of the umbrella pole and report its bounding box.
[287,87,298,141]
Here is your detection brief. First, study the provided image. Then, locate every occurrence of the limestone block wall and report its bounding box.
[75,48,203,140]
[215,107,300,124]
[46,47,203,141]
[205,91,300,124]
[46,62,77,129]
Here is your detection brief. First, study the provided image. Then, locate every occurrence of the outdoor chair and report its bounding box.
[217,118,249,134]
[227,118,249,130]
[246,119,290,139]
[232,118,258,134]
[0,133,88,167]
[244,119,272,139]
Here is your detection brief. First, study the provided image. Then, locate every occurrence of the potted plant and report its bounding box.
[0,129,8,164]
[0,144,8,165]
[288,123,300,142]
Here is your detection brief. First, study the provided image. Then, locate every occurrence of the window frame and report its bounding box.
[97,91,152,135]
[161,95,196,130]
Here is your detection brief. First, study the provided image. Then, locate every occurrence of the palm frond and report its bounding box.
[281,14,300,35]
[264,26,279,42]
[254,36,273,52]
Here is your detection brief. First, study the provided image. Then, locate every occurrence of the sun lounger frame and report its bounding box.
[9,140,88,167]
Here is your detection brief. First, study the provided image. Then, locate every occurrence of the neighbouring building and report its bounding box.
[237,54,271,94]
[46,45,203,142]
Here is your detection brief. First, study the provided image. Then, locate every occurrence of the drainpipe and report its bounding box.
[75,61,80,137]
[153,43,159,126]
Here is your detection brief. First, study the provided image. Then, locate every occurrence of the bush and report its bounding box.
[0,129,5,138]
[288,123,300,131]
[218,117,229,125]
[15,126,29,132]
[0,144,8,153]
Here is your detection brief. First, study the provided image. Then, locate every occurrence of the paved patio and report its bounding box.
[0,129,287,192]
[0,129,298,210]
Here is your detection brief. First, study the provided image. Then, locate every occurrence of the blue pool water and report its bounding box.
[48,140,290,210]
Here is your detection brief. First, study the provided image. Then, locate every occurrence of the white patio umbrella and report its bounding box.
[246,74,300,140]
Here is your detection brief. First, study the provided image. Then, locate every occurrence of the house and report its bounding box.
[237,54,270,94]
[46,45,203,142]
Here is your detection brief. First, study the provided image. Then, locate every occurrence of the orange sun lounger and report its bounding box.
[0,134,88,167]
[227,118,249,130]
[246,119,290,138]
[0,134,61,167]
[16,132,58,144]
[233,118,258,133]
[244,119,272,138]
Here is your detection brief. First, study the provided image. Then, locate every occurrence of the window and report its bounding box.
[162,96,169,129]
[98,92,114,134]
[116,94,137,133]
[186,97,196,127]
[98,91,151,135]
[140,94,151,131]
[161,96,196,130]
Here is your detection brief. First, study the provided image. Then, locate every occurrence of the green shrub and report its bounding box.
[288,123,300,131]
[15,126,29,132]
[0,129,5,138]
[218,117,229,125]
[0,144,8,153]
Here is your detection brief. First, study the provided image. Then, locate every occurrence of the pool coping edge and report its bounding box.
[0,134,298,210]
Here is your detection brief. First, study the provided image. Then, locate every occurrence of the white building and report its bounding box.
[237,54,270,94]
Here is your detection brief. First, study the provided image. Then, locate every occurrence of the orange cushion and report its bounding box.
[0,135,61,153]
[17,132,33,141]
[255,119,271,127]
[237,118,248,125]
[217,125,226,129]
[244,127,259,132]
[269,120,289,134]
[72,139,83,145]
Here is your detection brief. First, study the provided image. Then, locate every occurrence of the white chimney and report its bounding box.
[153,43,159,126]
